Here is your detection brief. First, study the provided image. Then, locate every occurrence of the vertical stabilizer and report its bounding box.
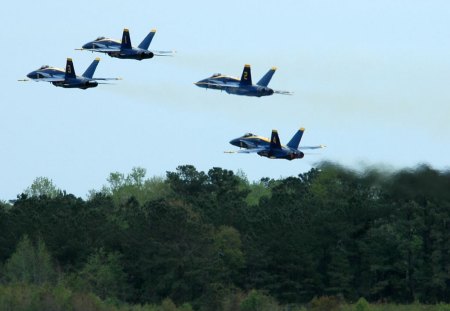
[121,28,132,49]
[138,29,156,50]
[287,128,305,149]
[65,58,76,79]
[270,130,282,150]
[257,67,277,87]
[239,64,252,86]
[82,58,100,78]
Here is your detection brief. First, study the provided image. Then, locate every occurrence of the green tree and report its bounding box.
[79,248,129,300]
[98,167,172,206]
[4,235,55,284]
[23,176,60,198]
[211,226,245,285]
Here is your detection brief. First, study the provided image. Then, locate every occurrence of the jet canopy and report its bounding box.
[243,133,254,137]
[211,73,221,77]
[39,65,50,69]
[95,36,106,41]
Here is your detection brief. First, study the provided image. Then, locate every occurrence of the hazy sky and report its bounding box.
[1,0,450,199]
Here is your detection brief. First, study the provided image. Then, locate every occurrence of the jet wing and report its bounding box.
[195,82,240,89]
[92,77,122,81]
[88,47,120,53]
[34,77,65,82]
[225,147,267,154]
[299,145,326,150]
[77,43,121,53]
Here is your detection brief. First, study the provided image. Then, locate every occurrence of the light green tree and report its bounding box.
[24,176,60,198]
[4,235,55,284]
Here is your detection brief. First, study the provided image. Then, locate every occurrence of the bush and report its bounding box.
[355,297,370,311]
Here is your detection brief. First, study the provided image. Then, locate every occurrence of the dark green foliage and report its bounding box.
[2,164,450,309]
[78,248,130,300]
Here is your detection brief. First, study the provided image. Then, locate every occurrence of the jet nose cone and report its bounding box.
[82,42,93,49]
[26,72,36,79]
[229,138,241,147]
[194,78,208,87]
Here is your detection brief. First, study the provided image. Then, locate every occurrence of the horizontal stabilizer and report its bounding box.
[152,50,176,56]
[300,144,327,150]
[274,90,293,95]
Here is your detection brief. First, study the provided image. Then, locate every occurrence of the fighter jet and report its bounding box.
[227,128,325,160]
[78,28,174,60]
[194,64,291,97]
[21,58,121,89]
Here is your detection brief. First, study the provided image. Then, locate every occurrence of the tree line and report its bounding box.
[1,163,450,310]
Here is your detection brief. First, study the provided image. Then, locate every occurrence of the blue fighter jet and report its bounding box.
[78,28,174,60]
[195,64,291,97]
[227,128,325,160]
[21,58,120,89]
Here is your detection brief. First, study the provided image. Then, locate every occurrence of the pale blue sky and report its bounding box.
[1,0,450,199]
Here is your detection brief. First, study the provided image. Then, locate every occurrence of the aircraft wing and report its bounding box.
[196,81,240,89]
[299,145,326,150]
[88,47,120,53]
[34,77,65,82]
[77,43,121,53]
[225,147,267,154]
[92,77,122,81]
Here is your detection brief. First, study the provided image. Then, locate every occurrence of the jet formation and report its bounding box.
[227,128,325,160]
[195,64,292,97]
[19,26,325,160]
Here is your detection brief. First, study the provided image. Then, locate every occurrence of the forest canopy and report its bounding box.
[1,162,450,310]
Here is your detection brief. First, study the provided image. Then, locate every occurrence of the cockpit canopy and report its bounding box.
[39,65,50,69]
[95,36,106,41]
[243,133,254,137]
[211,73,221,77]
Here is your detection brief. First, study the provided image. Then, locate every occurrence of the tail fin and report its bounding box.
[270,130,282,150]
[287,128,305,149]
[121,28,132,49]
[239,64,252,86]
[65,58,76,79]
[138,29,156,50]
[257,67,277,87]
[82,58,100,78]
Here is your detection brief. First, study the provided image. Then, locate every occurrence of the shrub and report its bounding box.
[355,297,370,311]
